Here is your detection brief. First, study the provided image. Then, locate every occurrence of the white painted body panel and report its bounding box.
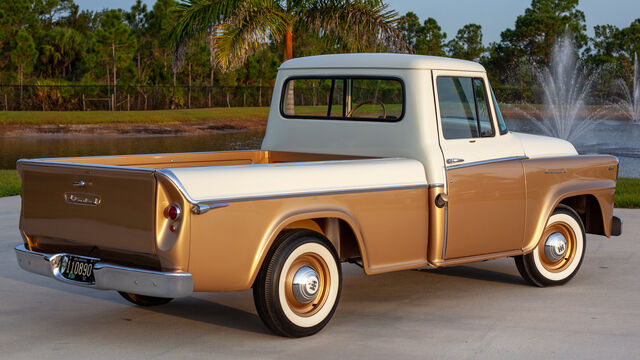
[163,158,427,203]
[263,54,578,184]
[262,66,447,184]
[510,132,578,158]
[280,53,485,72]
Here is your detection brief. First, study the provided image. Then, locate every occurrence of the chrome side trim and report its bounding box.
[15,245,193,298]
[447,156,529,170]
[194,184,430,206]
[191,203,229,215]
[428,183,444,188]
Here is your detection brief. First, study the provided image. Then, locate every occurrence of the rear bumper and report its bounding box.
[611,216,623,236]
[15,245,193,298]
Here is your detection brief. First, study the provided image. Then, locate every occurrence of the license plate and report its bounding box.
[61,255,97,284]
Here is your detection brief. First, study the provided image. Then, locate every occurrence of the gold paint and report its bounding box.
[19,162,157,255]
[521,155,617,253]
[18,150,618,291]
[427,155,617,267]
[444,159,526,259]
[188,188,429,291]
[427,186,446,265]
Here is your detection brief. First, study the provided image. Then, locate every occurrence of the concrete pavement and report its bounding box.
[0,195,638,359]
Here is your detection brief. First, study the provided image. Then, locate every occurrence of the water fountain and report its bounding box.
[514,35,604,142]
[614,53,640,123]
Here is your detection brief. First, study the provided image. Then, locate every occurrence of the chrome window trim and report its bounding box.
[446,156,529,170]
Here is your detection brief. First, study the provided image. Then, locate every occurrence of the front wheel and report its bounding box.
[515,205,586,287]
[253,229,342,337]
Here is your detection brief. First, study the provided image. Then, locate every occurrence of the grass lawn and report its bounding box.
[0,107,270,125]
[0,170,20,197]
[614,178,640,208]
[2,168,639,209]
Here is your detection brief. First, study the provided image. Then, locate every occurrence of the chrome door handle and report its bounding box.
[73,180,86,187]
[446,158,464,164]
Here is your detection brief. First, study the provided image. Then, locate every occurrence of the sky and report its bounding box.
[74,0,640,44]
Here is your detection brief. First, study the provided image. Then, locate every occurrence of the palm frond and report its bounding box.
[303,0,408,53]
[215,0,288,71]
[171,0,242,69]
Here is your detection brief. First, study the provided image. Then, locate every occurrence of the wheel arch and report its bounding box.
[249,210,367,287]
[523,188,614,254]
[559,194,606,236]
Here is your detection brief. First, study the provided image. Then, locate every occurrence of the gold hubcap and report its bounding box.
[538,222,577,272]
[284,252,330,317]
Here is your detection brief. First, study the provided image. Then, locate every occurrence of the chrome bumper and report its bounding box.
[15,245,193,298]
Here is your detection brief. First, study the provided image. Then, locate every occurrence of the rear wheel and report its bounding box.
[253,229,342,337]
[515,205,586,287]
[118,292,173,306]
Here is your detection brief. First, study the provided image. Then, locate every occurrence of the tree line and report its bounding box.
[0,0,638,110]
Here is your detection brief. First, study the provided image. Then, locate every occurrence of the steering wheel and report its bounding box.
[346,99,387,119]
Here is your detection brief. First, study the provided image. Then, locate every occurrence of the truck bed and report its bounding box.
[17,150,428,272]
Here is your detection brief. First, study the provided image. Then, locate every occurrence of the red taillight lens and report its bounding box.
[165,205,181,221]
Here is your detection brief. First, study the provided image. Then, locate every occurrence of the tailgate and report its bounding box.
[19,161,157,255]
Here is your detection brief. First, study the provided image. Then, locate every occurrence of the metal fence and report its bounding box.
[0,83,620,111]
[0,84,274,111]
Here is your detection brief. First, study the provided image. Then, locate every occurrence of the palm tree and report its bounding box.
[41,27,83,78]
[171,0,407,72]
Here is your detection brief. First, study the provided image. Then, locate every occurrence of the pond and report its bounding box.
[1,119,638,177]
[507,118,640,178]
[0,131,265,169]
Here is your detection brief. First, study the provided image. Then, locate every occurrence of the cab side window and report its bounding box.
[436,76,495,139]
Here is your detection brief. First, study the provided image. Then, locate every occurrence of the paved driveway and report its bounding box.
[0,195,638,359]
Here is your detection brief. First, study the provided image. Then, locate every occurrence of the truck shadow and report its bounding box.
[4,274,270,335]
[147,297,270,335]
[416,265,526,286]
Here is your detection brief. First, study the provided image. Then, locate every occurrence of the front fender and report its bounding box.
[522,155,617,253]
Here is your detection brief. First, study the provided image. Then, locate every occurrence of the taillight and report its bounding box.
[165,204,181,221]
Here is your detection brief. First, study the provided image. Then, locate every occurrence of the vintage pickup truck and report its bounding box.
[15,54,622,337]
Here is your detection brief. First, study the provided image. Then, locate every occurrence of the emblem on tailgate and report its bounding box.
[64,192,101,206]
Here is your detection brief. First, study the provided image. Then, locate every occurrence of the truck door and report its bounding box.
[432,70,526,260]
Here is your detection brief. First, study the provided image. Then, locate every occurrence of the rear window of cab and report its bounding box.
[280,77,405,122]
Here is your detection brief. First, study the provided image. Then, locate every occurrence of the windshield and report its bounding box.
[491,87,508,134]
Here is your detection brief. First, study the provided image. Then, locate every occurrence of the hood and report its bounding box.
[510,132,578,159]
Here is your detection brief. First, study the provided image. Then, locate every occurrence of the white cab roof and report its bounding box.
[279,53,485,72]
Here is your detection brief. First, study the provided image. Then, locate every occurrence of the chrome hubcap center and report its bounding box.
[544,232,567,262]
[292,266,320,303]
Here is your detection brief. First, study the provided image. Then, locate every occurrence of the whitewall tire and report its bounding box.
[253,229,342,337]
[515,205,586,287]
